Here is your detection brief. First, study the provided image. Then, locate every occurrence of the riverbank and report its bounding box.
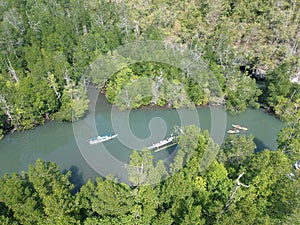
[0,93,284,184]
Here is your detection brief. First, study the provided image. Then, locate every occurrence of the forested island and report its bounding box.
[0,0,299,224]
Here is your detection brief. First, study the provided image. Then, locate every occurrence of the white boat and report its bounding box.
[232,124,248,131]
[227,129,239,134]
[239,126,248,131]
[88,134,118,145]
[147,135,175,150]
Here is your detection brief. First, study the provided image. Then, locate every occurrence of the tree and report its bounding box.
[218,135,256,177]
[130,185,159,224]
[77,176,133,222]
[177,125,202,160]
[276,99,300,159]
[0,173,45,224]
[27,159,78,224]
[170,149,185,174]
[12,75,58,129]
[224,150,299,224]
[225,74,262,114]
[265,63,294,111]
[127,150,154,186]
[54,76,89,122]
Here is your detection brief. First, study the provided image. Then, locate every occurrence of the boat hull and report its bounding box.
[227,129,239,134]
[88,134,118,145]
[147,136,175,150]
[232,124,248,131]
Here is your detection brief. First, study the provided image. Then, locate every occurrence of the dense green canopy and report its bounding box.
[0,0,299,137]
[0,126,299,224]
[0,0,299,224]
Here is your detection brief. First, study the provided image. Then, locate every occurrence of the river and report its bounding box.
[0,92,284,185]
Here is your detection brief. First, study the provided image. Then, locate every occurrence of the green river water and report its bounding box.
[0,91,284,185]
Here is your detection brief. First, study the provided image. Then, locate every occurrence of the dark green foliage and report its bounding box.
[0,125,299,224]
[0,0,299,223]
[265,63,295,113]
[276,98,300,160]
[225,74,262,114]
[0,159,78,224]
[0,0,299,136]
[14,75,58,128]
[219,135,256,177]
[0,0,124,134]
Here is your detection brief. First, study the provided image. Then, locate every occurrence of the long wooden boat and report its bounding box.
[88,134,118,145]
[147,135,175,150]
[227,129,240,134]
[232,124,248,131]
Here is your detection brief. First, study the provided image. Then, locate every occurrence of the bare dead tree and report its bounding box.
[7,58,18,82]
[282,99,300,154]
[82,25,88,35]
[124,89,131,109]
[0,94,14,122]
[83,76,89,92]
[134,20,140,42]
[64,69,71,86]
[47,72,61,100]
[25,11,41,34]
[151,72,164,105]
[226,172,250,212]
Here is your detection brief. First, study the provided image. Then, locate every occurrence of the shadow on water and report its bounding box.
[253,137,269,152]
[166,144,177,155]
[63,166,84,194]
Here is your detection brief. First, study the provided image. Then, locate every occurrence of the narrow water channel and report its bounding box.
[0,93,284,185]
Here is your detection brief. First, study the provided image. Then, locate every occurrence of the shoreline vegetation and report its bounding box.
[0,125,299,224]
[0,86,272,139]
[0,1,299,139]
[0,0,299,224]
